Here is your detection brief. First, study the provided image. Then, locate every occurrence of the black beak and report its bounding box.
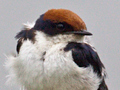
[65,30,92,35]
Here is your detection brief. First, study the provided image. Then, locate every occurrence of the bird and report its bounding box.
[5,9,108,90]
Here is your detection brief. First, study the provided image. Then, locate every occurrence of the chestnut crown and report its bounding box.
[33,9,92,36]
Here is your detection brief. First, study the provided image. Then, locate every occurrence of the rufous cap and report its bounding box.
[43,9,87,31]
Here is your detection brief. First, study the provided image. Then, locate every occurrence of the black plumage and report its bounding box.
[64,42,108,90]
[15,29,36,53]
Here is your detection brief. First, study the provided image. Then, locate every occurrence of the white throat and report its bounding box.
[23,22,86,44]
[36,31,85,44]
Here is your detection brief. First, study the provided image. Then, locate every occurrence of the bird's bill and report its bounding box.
[65,30,92,35]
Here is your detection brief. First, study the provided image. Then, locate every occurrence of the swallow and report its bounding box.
[6,9,108,90]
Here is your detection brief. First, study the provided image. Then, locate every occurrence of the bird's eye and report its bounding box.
[56,23,65,30]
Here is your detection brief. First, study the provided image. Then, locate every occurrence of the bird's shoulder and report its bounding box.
[64,42,104,77]
[15,29,36,53]
[64,42,108,90]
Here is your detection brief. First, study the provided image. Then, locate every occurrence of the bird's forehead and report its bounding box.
[43,9,87,31]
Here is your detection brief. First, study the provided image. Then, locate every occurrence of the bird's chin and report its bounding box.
[47,33,85,44]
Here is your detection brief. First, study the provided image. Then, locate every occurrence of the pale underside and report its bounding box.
[5,23,101,90]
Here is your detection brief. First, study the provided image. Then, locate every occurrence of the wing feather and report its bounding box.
[64,42,108,90]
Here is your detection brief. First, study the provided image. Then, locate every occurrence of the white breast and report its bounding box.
[5,31,101,90]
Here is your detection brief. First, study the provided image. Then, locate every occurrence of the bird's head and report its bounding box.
[33,9,92,36]
[20,9,92,44]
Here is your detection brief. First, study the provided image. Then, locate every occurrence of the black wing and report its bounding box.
[64,42,108,90]
[98,79,108,90]
[15,29,36,53]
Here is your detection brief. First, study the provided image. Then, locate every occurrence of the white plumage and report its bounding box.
[5,9,108,90]
[5,23,101,90]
